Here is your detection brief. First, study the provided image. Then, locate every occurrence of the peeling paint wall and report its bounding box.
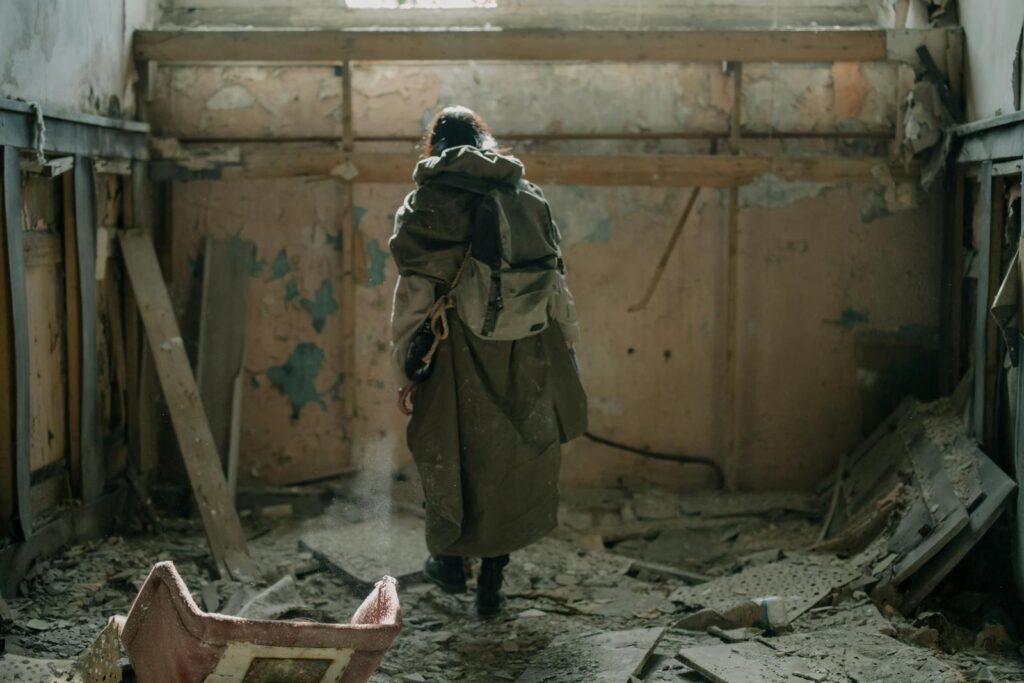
[157,59,940,490]
[0,0,159,116]
[959,0,1024,121]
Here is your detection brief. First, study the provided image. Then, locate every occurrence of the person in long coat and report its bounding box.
[389,106,587,616]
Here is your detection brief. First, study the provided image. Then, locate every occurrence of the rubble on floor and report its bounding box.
[2,399,1024,682]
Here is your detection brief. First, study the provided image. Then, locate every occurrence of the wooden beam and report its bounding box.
[339,62,357,423]
[2,147,31,538]
[196,236,251,478]
[152,143,916,188]
[74,157,103,503]
[62,174,83,497]
[984,177,1006,448]
[724,63,742,491]
[972,162,993,440]
[0,98,148,161]
[134,28,890,64]
[941,168,966,393]
[119,229,259,581]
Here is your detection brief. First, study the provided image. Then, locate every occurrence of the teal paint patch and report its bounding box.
[284,278,300,303]
[353,206,367,230]
[364,238,389,287]
[328,373,345,401]
[301,278,340,332]
[826,308,870,330]
[326,230,343,252]
[224,232,265,275]
[266,342,326,419]
[269,248,290,281]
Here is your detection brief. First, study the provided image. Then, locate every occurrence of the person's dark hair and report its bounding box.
[422,106,498,158]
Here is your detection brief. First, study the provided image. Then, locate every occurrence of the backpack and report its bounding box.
[430,173,571,341]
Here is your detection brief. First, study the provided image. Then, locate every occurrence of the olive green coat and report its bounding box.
[389,146,587,558]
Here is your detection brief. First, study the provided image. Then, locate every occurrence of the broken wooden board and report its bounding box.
[886,430,970,585]
[516,627,664,683]
[196,235,252,486]
[300,513,428,586]
[669,554,861,622]
[678,628,962,683]
[819,400,916,542]
[118,230,258,582]
[902,442,1017,609]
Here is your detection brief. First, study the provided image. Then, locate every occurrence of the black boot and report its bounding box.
[476,555,510,617]
[423,555,467,594]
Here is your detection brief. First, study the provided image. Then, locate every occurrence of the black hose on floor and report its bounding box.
[583,432,726,490]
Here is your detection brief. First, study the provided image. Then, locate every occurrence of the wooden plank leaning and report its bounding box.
[118,229,259,581]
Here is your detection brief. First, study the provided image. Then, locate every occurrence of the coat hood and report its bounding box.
[413,145,524,186]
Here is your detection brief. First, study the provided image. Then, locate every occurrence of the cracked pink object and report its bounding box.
[113,561,401,683]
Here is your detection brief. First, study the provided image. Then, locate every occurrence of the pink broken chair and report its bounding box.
[113,561,402,683]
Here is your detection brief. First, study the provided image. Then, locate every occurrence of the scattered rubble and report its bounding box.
[2,401,1024,682]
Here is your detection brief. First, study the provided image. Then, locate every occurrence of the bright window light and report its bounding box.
[346,0,496,8]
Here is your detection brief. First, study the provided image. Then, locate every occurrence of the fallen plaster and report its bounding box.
[4,481,1024,682]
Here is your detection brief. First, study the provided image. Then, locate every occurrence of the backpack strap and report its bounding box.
[420,247,472,368]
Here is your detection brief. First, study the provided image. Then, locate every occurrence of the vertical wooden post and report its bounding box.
[126,160,159,480]
[0,167,10,533]
[2,147,32,537]
[730,62,743,147]
[984,177,1006,448]
[972,161,993,439]
[63,172,83,496]
[941,168,966,393]
[723,62,743,490]
[74,157,103,503]
[340,61,358,423]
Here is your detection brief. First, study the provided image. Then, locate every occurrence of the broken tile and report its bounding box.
[300,513,428,586]
[679,628,962,683]
[670,554,861,622]
[516,627,665,683]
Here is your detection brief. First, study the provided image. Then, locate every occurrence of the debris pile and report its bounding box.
[2,400,1024,682]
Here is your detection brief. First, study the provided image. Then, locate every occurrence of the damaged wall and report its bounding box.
[162,0,878,29]
[958,0,1024,121]
[152,59,941,491]
[0,0,159,116]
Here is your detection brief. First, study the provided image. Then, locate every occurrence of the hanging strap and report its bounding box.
[421,248,472,367]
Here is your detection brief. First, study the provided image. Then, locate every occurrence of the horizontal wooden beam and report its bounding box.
[135,28,895,63]
[150,141,915,187]
[0,98,149,161]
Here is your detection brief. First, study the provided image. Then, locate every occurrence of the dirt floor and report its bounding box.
[2,481,1024,682]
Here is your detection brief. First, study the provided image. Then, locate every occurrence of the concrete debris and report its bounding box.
[901,79,955,189]
[818,398,1016,611]
[679,627,963,683]
[3,479,1024,682]
[233,574,308,621]
[300,510,429,587]
[515,627,665,683]
[669,554,861,623]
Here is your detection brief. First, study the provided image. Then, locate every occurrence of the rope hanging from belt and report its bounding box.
[421,249,472,367]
